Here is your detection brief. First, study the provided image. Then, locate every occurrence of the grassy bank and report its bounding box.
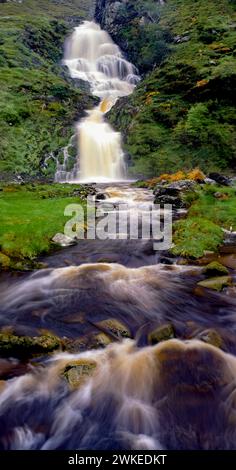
[0,183,89,270]
[173,184,236,258]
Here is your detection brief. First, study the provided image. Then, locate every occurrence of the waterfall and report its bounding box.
[55,21,139,183]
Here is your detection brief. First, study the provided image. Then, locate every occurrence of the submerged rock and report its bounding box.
[96,318,131,339]
[64,332,112,353]
[203,261,229,277]
[63,359,97,389]
[197,276,232,291]
[148,324,175,345]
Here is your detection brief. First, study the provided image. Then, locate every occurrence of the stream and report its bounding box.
[1,21,236,451]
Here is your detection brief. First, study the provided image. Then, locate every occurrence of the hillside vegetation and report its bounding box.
[0,0,95,180]
[106,0,236,177]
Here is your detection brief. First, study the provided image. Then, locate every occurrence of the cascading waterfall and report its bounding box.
[55,21,139,182]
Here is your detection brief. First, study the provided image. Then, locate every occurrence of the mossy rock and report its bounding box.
[63,359,97,390]
[92,333,112,348]
[95,319,131,339]
[203,261,229,277]
[198,329,223,349]
[197,275,232,291]
[64,332,112,353]
[148,324,175,345]
[0,333,61,358]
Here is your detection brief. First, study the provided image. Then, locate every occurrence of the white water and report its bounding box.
[55,21,139,183]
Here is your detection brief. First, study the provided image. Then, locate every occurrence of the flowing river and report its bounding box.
[1,21,236,451]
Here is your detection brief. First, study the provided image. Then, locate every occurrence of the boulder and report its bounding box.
[208,173,230,186]
[154,194,184,209]
[203,261,229,277]
[197,276,232,292]
[154,180,196,208]
[63,359,97,389]
[148,324,175,345]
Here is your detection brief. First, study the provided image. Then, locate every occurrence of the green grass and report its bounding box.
[172,217,224,258]
[0,183,88,270]
[172,184,236,258]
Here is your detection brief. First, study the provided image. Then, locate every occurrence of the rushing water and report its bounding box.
[55,21,139,182]
[1,20,236,451]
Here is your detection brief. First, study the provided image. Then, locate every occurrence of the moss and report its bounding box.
[148,324,175,345]
[203,261,229,277]
[0,332,61,358]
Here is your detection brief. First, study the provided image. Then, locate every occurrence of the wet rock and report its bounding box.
[148,324,175,345]
[64,332,112,353]
[203,261,229,277]
[63,359,97,389]
[0,333,61,358]
[197,276,232,292]
[96,318,131,339]
[159,256,175,265]
[208,173,230,186]
[198,329,223,349]
[96,193,106,200]
[93,333,112,348]
[52,233,77,247]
